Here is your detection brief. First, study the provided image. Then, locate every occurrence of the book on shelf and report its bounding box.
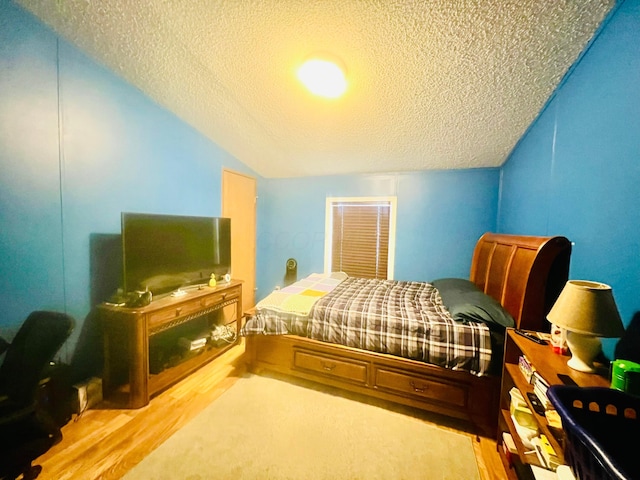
[532,371,552,409]
[519,355,536,383]
[532,434,561,471]
[502,432,517,464]
[540,434,562,470]
[533,384,552,410]
[502,432,517,453]
[532,371,549,388]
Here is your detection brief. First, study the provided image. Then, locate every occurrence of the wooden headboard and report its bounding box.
[470,233,572,332]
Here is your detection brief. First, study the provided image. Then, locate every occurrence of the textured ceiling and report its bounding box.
[17,0,614,178]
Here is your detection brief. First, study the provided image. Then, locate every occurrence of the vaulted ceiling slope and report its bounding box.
[18,1,614,178]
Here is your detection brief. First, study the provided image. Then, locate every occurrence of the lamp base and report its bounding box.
[566,331,602,373]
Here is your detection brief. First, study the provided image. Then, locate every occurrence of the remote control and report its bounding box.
[514,329,548,345]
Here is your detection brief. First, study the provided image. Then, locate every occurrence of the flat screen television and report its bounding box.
[121,212,231,296]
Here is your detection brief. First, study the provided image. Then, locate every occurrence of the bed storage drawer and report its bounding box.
[293,349,368,386]
[374,367,467,407]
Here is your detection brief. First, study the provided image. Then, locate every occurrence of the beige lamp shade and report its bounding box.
[547,280,624,337]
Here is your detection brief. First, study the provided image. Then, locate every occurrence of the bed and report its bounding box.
[243,233,572,437]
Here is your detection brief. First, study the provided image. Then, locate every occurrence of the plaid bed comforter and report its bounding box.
[243,277,493,376]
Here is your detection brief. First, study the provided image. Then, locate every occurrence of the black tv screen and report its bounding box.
[121,212,231,296]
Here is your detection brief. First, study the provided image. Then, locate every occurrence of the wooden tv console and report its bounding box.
[99,280,242,408]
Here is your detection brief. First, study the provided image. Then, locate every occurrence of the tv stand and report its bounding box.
[99,280,242,408]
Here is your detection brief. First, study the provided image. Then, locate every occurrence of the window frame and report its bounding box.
[323,196,397,279]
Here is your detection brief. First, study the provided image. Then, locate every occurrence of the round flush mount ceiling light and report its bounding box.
[297,56,347,99]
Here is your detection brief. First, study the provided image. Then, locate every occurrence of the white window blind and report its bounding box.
[327,198,395,279]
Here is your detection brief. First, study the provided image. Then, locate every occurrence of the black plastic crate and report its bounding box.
[547,386,640,480]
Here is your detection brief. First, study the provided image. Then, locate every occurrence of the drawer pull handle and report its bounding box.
[321,361,336,372]
[410,381,427,393]
[175,307,182,317]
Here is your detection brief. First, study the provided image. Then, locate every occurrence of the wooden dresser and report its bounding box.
[99,280,242,408]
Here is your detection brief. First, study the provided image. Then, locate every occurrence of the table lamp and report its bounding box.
[547,280,624,373]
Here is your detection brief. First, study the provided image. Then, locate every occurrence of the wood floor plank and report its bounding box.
[33,344,507,479]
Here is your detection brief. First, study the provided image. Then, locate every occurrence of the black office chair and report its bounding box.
[0,311,74,480]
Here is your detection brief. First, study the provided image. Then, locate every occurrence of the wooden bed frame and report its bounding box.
[245,233,571,437]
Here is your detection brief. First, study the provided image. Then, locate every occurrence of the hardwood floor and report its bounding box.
[33,342,508,479]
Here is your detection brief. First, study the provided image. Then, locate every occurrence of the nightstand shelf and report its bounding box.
[498,328,610,479]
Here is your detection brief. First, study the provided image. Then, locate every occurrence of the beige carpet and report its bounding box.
[123,374,480,480]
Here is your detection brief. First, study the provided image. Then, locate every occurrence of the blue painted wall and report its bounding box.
[0,1,255,376]
[256,169,499,300]
[499,0,640,354]
[0,2,64,330]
